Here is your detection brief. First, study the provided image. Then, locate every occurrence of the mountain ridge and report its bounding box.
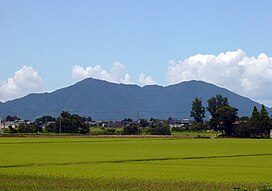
[0,78,266,120]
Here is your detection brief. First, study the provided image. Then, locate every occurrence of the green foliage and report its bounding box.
[89,127,123,136]
[234,121,251,138]
[5,115,20,121]
[54,111,90,134]
[35,115,56,124]
[16,123,42,133]
[6,125,17,133]
[171,126,184,132]
[257,186,272,191]
[215,106,238,136]
[190,97,205,123]
[207,95,229,130]
[233,106,272,138]
[150,123,171,135]
[207,94,228,117]
[189,122,208,132]
[103,128,117,135]
[250,106,260,137]
[122,125,139,135]
[237,105,272,138]
[122,118,133,122]
[259,104,272,138]
[139,119,149,127]
[44,123,58,133]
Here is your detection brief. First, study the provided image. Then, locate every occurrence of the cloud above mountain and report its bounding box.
[72,62,132,84]
[0,66,43,102]
[138,73,156,86]
[72,62,156,86]
[166,49,272,105]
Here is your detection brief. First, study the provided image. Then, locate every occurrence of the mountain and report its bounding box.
[0,78,265,120]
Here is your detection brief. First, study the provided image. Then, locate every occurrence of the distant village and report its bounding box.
[0,113,192,135]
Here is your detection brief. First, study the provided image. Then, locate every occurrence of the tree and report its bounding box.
[259,105,271,138]
[6,115,20,122]
[45,123,58,133]
[207,95,229,129]
[7,125,17,134]
[234,121,251,138]
[190,97,205,123]
[16,123,42,133]
[122,124,139,135]
[55,111,90,134]
[207,95,228,117]
[139,119,149,127]
[250,106,260,137]
[35,115,56,124]
[215,105,238,136]
[86,117,92,122]
[150,123,171,135]
[122,118,133,122]
[167,117,173,123]
[189,122,208,132]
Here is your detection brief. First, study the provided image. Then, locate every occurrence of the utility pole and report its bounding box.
[3,116,5,131]
[59,114,62,134]
[137,111,139,121]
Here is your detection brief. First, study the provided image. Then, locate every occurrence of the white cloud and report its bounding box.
[72,63,157,87]
[0,66,43,102]
[72,62,132,84]
[138,73,156,86]
[166,49,272,106]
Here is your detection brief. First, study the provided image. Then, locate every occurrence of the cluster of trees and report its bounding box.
[44,111,90,134]
[7,123,42,134]
[235,105,272,138]
[5,115,21,122]
[5,111,171,135]
[6,111,90,134]
[190,95,272,138]
[122,121,171,135]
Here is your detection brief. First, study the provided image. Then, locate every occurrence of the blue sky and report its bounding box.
[1,0,272,105]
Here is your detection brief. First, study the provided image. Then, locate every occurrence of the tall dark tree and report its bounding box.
[215,105,238,136]
[250,106,260,137]
[207,95,229,129]
[207,95,228,117]
[259,105,271,138]
[190,97,205,123]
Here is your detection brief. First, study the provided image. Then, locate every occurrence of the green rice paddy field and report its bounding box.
[0,137,272,190]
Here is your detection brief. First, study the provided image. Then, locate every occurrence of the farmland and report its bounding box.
[0,137,272,190]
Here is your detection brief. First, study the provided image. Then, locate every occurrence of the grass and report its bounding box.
[89,126,221,137]
[171,130,221,137]
[0,137,272,190]
[89,127,123,135]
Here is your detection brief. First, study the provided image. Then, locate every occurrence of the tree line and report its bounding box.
[4,111,171,135]
[190,95,272,138]
[5,111,90,134]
